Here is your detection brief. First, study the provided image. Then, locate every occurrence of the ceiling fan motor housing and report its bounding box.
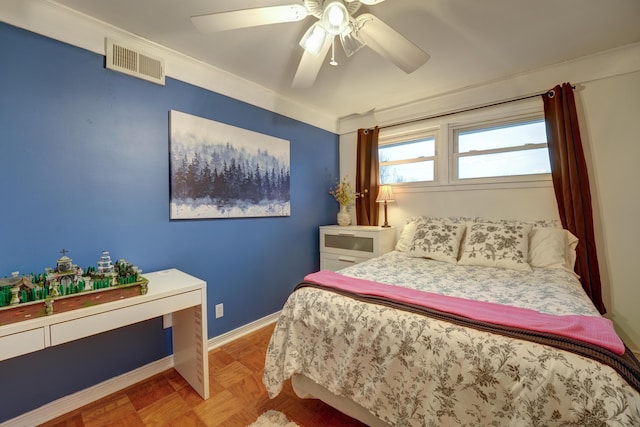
[304,0,363,19]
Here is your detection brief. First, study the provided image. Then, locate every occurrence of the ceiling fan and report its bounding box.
[190,0,430,88]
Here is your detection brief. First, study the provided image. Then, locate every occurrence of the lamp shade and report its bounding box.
[322,1,350,35]
[299,22,327,55]
[376,185,395,202]
[340,24,366,57]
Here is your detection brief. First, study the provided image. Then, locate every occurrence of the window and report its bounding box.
[453,118,550,180]
[376,99,550,188]
[379,136,435,184]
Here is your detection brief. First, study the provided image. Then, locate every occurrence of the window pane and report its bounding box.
[379,137,435,162]
[458,148,551,179]
[381,160,434,184]
[458,120,546,153]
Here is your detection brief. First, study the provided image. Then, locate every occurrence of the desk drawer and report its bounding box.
[50,290,201,346]
[0,328,46,361]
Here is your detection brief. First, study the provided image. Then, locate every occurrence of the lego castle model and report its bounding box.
[0,250,147,321]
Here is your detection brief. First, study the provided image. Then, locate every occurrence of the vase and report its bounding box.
[337,205,351,226]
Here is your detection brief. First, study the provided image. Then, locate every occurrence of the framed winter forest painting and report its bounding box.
[169,110,290,219]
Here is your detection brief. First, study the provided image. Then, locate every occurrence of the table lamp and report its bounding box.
[376,185,395,228]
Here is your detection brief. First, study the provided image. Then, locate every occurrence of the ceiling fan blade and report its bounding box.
[292,38,332,88]
[357,13,429,73]
[191,4,308,32]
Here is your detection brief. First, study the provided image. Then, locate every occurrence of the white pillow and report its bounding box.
[565,230,579,269]
[395,221,418,252]
[458,222,533,271]
[528,228,579,272]
[408,221,466,264]
[528,228,568,269]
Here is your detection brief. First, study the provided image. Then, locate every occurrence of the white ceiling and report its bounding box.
[48,0,640,121]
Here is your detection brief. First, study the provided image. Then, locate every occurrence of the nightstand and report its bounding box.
[319,225,397,271]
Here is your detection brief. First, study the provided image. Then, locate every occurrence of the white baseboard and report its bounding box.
[0,311,281,427]
[207,311,280,350]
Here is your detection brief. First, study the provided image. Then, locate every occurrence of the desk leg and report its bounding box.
[172,303,210,399]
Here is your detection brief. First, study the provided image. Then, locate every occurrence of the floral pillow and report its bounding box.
[408,221,466,264]
[458,222,533,271]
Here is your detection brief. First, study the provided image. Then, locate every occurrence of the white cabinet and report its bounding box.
[320,225,396,271]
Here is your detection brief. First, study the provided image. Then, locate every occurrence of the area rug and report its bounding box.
[247,410,300,427]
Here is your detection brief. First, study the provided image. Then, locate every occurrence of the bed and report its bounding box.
[263,217,640,426]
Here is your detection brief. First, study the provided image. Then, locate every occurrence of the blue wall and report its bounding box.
[0,23,339,421]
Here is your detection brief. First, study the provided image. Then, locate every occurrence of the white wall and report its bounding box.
[338,46,640,353]
[578,70,640,350]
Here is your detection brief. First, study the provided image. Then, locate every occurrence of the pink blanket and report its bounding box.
[304,270,625,355]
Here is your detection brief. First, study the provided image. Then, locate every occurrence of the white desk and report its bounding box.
[0,269,210,400]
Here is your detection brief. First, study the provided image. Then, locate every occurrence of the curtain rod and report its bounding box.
[367,86,574,131]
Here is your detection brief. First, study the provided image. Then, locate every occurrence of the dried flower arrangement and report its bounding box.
[329,176,357,206]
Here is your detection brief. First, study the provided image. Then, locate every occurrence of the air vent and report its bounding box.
[105,38,165,86]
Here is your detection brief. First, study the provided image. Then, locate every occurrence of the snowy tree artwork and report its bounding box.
[169,110,290,219]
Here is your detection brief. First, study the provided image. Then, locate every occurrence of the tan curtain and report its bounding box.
[355,127,380,225]
[542,83,606,314]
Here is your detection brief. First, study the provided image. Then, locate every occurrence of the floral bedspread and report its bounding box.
[263,252,640,426]
[341,251,597,316]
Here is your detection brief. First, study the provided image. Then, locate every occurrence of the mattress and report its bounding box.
[263,251,640,426]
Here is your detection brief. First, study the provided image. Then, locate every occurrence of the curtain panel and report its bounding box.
[355,127,380,226]
[543,83,606,314]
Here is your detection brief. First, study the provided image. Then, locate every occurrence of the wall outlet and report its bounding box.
[215,303,224,319]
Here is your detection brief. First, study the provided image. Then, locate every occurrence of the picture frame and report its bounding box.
[169,110,290,219]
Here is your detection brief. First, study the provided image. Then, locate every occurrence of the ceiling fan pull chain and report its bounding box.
[330,36,338,66]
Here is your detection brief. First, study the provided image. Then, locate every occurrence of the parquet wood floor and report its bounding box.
[38,323,367,427]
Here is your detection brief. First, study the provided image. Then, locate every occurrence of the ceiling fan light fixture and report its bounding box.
[359,0,386,4]
[300,22,328,56]
[340,25,366,57]
[322,1,350,35]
